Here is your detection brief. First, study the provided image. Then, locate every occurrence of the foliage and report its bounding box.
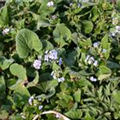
[0,0,120,119]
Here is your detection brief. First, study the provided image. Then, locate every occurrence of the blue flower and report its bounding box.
[47,1,54,7]
[38,105,43,110]
[90,76,97,82]
[2,28,10,35]
[58,77,65,82]
[59,58,62,65]
[93,60,98,67]
[49,50,58,60]
[93,42,99,48]
[28,96,34,105]
[33,59,41,70]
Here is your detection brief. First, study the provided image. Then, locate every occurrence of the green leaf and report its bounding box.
[16,29,42,58]
[42,40,54,51]
[53,24,71,47]
[97,66,111,80]
[116,0,120,10]
[85,113,95,120]
[10,63,27,80]
[13,84,30,107]
[82,20,93,34]
[65,109,82,119]
[0,110,9,120]
[27,71,39,88]
[64,50,77,66]
[101,34,109,49]
[79,38,92,48]
[77,77,92,87]
[0,5,9,27]
[0,76,6,93]
[57,92,73,102]
[38,73,58,92]
[0,57,14,70]
[37,19,51,29]
[112,91,120,104]
[37,87,56,99]
[91,6,99,22]
[74,89,81,102]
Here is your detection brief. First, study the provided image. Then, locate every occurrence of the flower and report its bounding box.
[115,26,120,33]
[52,15,57,19]
[93,60,98,67]
[51,71,57,79]
[21,113,26,119]
[58,77,65,82]
[85,55,90,63]
[47,1,54,7]
[77,3,81,7]
[34,103,37,106]
[38,105,43,110]
[102,49,107,53]
[2,28,10,35]
[38,98,42,101]
[55,114,61,119]
[59,57,62,65]
[93,42,99,48]
[28,96,34,105]
[33,59,41,70]
[44,50,58,62]
[49,49,58,60]
[70,2,73,6]
[44,54,49,62]
[112,18,118,25]
[90,76,97,82]
[111,32,116,36]
[88,57,94,65]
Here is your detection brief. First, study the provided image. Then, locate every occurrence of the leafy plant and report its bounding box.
[0,0,120,119]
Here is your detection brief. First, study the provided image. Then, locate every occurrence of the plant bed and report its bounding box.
[0,0,120,119]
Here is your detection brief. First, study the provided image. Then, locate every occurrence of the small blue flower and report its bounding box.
[28,96,34,105]
[49,49,58,60]
[70,2,73,6]
[102,49,107,53]
[51,71,57,79]
[38,105,43,110]
[93,60,98,67]
[56,114,61,119]
[90,76,97,82]
[93,42,99,48]
[47,1,54,7]
[59,58,62,65]
[2,28,10,35]
[58,77,65,82]
[88,57,94,65]
[33,59,41,70]
[44,54,49,62]
[85,55,90,63]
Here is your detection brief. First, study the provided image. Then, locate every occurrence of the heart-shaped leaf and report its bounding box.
[16,29,42,58]
[10,63,27,80]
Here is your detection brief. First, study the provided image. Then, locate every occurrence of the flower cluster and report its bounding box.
[51,71,65,82]
[85,55,98,67]
[44,49,58,62]
[28,96,43,111]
